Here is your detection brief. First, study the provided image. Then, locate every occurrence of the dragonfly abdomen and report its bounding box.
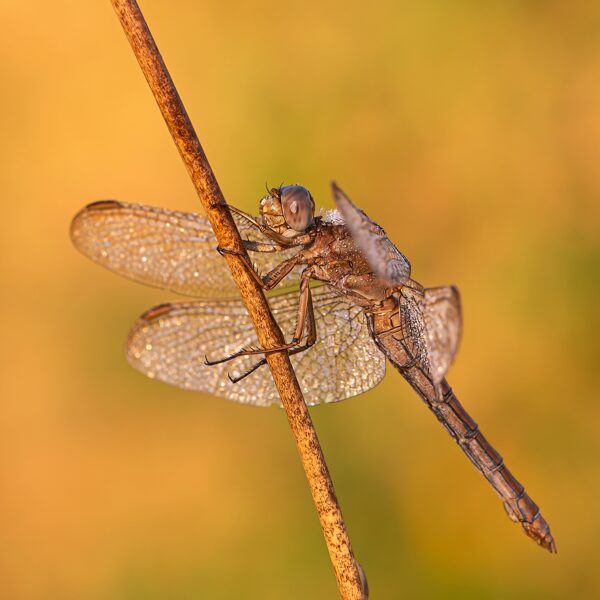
[369,307,556,553]
[438,381,556,553]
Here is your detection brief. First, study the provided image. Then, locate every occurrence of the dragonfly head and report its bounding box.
[260,185,315,236]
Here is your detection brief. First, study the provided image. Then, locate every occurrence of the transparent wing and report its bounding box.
[126,286,386,407]
[399,285,462,384]
[422,286,461,383]
[70,200,302,298]
[332,183,411,286]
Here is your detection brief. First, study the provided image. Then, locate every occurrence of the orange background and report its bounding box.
[1,1,599,598]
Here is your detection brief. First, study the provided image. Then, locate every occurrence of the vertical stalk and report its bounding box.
[109,1,366,597]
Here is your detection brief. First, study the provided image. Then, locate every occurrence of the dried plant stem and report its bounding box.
[109,1,366,598]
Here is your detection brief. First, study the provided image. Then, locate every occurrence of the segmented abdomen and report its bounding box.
[369,302,556,552]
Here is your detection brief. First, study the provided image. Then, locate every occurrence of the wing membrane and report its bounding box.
[399,285,462,384]
[422,286,461,383]
[332,183,411,286]
[126,286,386,406]
[70,200,302,298]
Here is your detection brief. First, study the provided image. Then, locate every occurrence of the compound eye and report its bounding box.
[280,185,315,232]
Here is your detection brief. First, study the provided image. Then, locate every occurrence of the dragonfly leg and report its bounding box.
[216,245,266,288]
[228,342,314,383]
[227,205,310,246]
[204,337,301,366]
[228,357,267,382]
[228,304,317,382]
[207,269,317,372]
[377,323,404,338]
[376,323,421,369]
[216,244,301,291]
[220,239,288,254]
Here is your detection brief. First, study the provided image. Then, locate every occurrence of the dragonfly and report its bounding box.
[70,182,556,553]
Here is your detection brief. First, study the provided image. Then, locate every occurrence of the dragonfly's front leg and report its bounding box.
[217,242,301,291]
[227,205,312,246]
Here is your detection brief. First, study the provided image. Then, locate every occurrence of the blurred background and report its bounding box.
[1,1,599,598]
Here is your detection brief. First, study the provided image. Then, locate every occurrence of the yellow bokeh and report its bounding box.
[1,1,599,598]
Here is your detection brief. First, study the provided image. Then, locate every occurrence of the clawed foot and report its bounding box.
[227,358,267,383]
[216,245,244,258]
[204,339,301,367]
[204,345,264,367]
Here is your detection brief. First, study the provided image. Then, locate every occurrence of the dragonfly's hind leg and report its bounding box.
[205,269,317,376]
[227,342,314,383]
[375,321,422,370]
[204,337,300,366]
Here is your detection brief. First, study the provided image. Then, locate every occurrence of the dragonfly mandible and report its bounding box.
[70,182,556,553]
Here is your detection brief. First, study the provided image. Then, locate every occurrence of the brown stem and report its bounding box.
[109,1,366,598]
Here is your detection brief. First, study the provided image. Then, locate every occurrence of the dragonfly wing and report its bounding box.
[126,286,386,406]
[422,286,461,384]
[398,289,431,374]
[399,285,461,384]
[331,182,411,286]
[70,200,302,298]
[287,287,387,405]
